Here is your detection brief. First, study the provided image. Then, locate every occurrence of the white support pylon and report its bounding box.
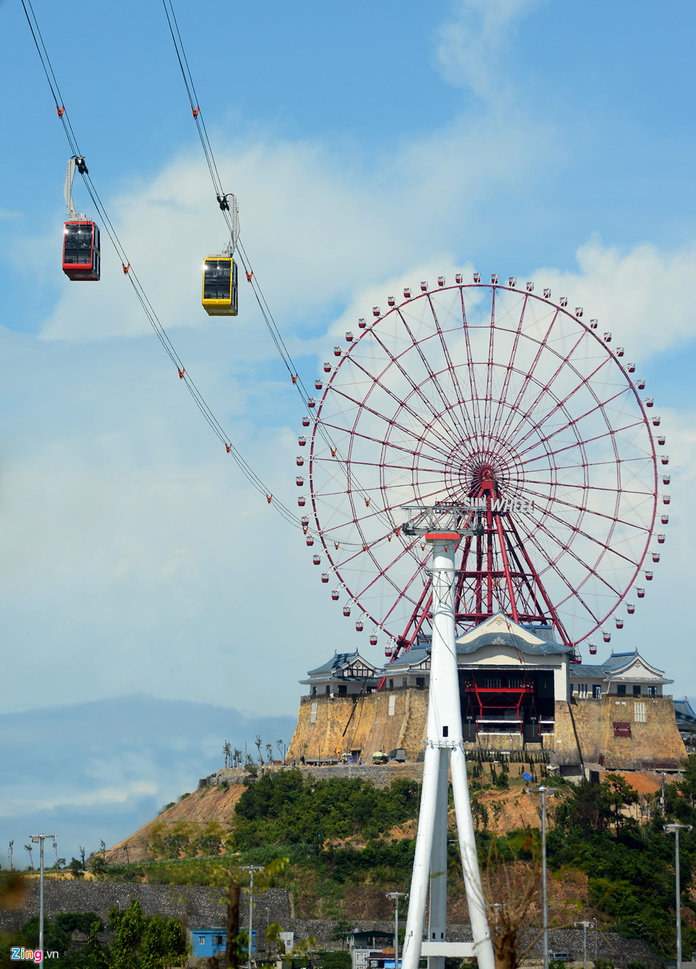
[401,532,494,969]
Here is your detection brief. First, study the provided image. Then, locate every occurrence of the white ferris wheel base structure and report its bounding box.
[401,532,494,969]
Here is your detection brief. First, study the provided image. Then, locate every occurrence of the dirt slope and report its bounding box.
[105,784,245,864]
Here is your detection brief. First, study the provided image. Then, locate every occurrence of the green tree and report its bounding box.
[110,897,145,969]
[109,897,187,969]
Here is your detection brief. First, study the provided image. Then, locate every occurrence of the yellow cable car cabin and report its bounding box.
[202,255,238,316]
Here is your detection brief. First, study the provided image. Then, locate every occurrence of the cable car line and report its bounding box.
[20,0,301,528]
[161,0,312,398]
[160,0,398,542]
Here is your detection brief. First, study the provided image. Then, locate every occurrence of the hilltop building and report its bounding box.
[287,613,687,776]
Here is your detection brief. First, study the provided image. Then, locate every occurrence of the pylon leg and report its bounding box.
[451,744,493,965]
[400,531,494,969]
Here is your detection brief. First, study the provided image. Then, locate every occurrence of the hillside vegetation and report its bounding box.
[84,757,696,959]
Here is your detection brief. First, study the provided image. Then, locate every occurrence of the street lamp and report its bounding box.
[30,834,56,959]
[243,865,264,969]
[574,920,595,969]
[664,823,693,969]
[527,786,555,969]
[386,891,408,969]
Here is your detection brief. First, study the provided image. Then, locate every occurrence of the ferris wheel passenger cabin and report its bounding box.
[202,255,238,316]
[62,220,101,280]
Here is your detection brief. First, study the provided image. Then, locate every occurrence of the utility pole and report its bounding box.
[528,787,554,969]
[30,833,56,959]
[386,891,408,969]
[574,920,594,969]
[664,823,693,969]
[243,864,264,969]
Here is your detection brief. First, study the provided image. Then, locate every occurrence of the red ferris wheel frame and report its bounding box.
[300,276,667,660]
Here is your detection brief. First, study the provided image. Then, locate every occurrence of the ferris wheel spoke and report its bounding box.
[365,325,474,454]
[329,385,458,466]
[521,499,640,589]
[481,287,499,440]
[488,295,530,434]
[519,513,619,618]
[502,330,608,448]
[496,302,560,443]
[395,305,480,447]
[509,353,620,456]
[348,353,466,455]
[518,407,648,467]
[507,513,605,639]
[541,496,651,551]
[458,289,488,452]
[427,296,483,448]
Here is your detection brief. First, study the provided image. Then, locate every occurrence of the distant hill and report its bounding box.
[0,693,295,867]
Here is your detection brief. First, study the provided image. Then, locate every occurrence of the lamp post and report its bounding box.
[528,786,554,969]
[386,891,408,969]
[30,834,56,960]
[574,920,595,969]
[664,823,693,969]
[243,864,264,969]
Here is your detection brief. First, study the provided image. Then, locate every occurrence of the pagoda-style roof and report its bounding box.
[673,697,696,731]
[455,612,572,657]
[385,646,431,671]
[301,650,381,686]
[570,649,672,684]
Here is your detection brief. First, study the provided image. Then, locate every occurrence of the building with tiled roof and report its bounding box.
[288,615,688,775]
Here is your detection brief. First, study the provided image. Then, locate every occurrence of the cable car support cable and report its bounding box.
[160,0,400,544]
[20,0,300,527]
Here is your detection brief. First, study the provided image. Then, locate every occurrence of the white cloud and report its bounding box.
[532,238,696,358]
[435,0,548,101]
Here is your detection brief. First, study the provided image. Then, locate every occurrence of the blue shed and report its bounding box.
[191,927,227,958]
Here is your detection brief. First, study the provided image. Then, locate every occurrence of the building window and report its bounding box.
[612,721,632,738]
[634,702,647,723]
[617,684,626,696]
[338,684,347,696]
[388,678,394,689]
[416,676,425,689]
[310,702,317,724]
[577,683,588,698]
[593,684,601,698]
[389,694,396,717]
[648,685,657,696]
[633,684,641,696]
[402,677,408,688]
[215,936,224,946]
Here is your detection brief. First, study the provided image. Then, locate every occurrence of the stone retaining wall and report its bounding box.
[286,687,685,774]
[2,885,661,966]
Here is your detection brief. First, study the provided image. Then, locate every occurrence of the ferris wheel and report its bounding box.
[298,275,668,660]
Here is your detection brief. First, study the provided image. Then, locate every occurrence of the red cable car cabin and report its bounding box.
[62,220,101,280]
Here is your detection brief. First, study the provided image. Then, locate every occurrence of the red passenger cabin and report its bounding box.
[62,220,101,280]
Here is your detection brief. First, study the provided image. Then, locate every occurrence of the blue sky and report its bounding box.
[2,0,696,861]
